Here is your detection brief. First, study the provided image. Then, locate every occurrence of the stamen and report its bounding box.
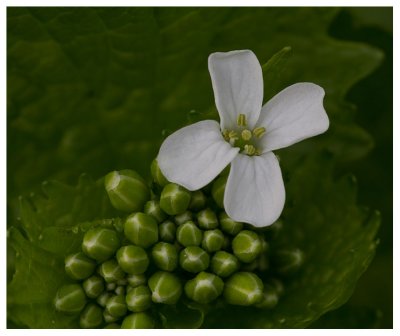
[228,130,238,140]
[241,129,252,141]
[253,127,266,138]
[237,114,247,127]
[244,144,256,156]
[222,129,230,141]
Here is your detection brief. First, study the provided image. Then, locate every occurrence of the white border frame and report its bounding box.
[1,1,397,334]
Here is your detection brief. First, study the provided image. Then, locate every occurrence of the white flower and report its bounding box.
[157,50,329,227]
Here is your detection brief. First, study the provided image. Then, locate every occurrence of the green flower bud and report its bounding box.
[179,246,210,273]
[148,271,182,304]
[151,242,178,271]
[54,284,87,314]
[124,212,158,248]
[116,245,149,275]
[159,183,191,215]
[127,274,147,288]
[82,275,105,299]
[115,285,125,296]
[79,303,103,329]
[232,230,262,263]
[104,323,120,329]
[64,252,96,280]
[211,174,227,208]
[176,221,203,247]
[106,282,116,291]
[97,292,113,308]
[188,190,207,211]
[197,208,219,229]
[219,212,243,236]
[103,310,119,323]
[272,248,304,275]
[82,227,120,262]
[105,294,128,318]
[174,210,193,225]
[223,272,264,306]
[105,169,150,212]
[151,159,169,187]
[255,283,279,309]
[144,200,167,223]
[121,312,155,329]
[202,229,225,253]
[98,259,126,283]
[184,271,224,304]
[159,220,176,243]
[126,285,152,312]
[210,251,240,278]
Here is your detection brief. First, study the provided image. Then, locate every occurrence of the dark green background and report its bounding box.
[314,8,393,328]
[7,7,392,328]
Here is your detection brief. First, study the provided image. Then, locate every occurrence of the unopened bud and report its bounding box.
[184,271,224,304]
[160,183,191,215]
[124,212,158,248]
[148,271,182,304]
[105,170,150,212]
[223,272,263,306]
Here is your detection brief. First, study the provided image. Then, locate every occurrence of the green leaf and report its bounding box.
[8,153,380,328]
[7,8,383,329]
[261,46,292,85]
[7,175,116,328]
[7,228,79,328]
[203,153,380,328]
[7,7,382,196]
[309,304,383,328]
[158,301,205,328]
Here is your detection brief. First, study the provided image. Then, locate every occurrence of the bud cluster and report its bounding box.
[54,160,303,328]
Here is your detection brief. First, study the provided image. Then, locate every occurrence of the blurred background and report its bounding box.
[7,7,392,328]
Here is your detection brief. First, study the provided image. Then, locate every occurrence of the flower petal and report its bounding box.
[224,152,285,227]
[257,83,329,152]
[208,50,263,130]
[157,120,239,191]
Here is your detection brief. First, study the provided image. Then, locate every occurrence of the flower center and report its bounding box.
[222,114,266,156]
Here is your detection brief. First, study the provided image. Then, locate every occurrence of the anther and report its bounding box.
[244,144,256,156]
[241,129,252,141]
[237,114,247,127]
[228,130,238,141]
[253,127,266,138]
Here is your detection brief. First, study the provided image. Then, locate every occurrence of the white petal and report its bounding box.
[208,50,263,130]
[257,83,329,152]
[224,152,285,227]
[157,120,239,191]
